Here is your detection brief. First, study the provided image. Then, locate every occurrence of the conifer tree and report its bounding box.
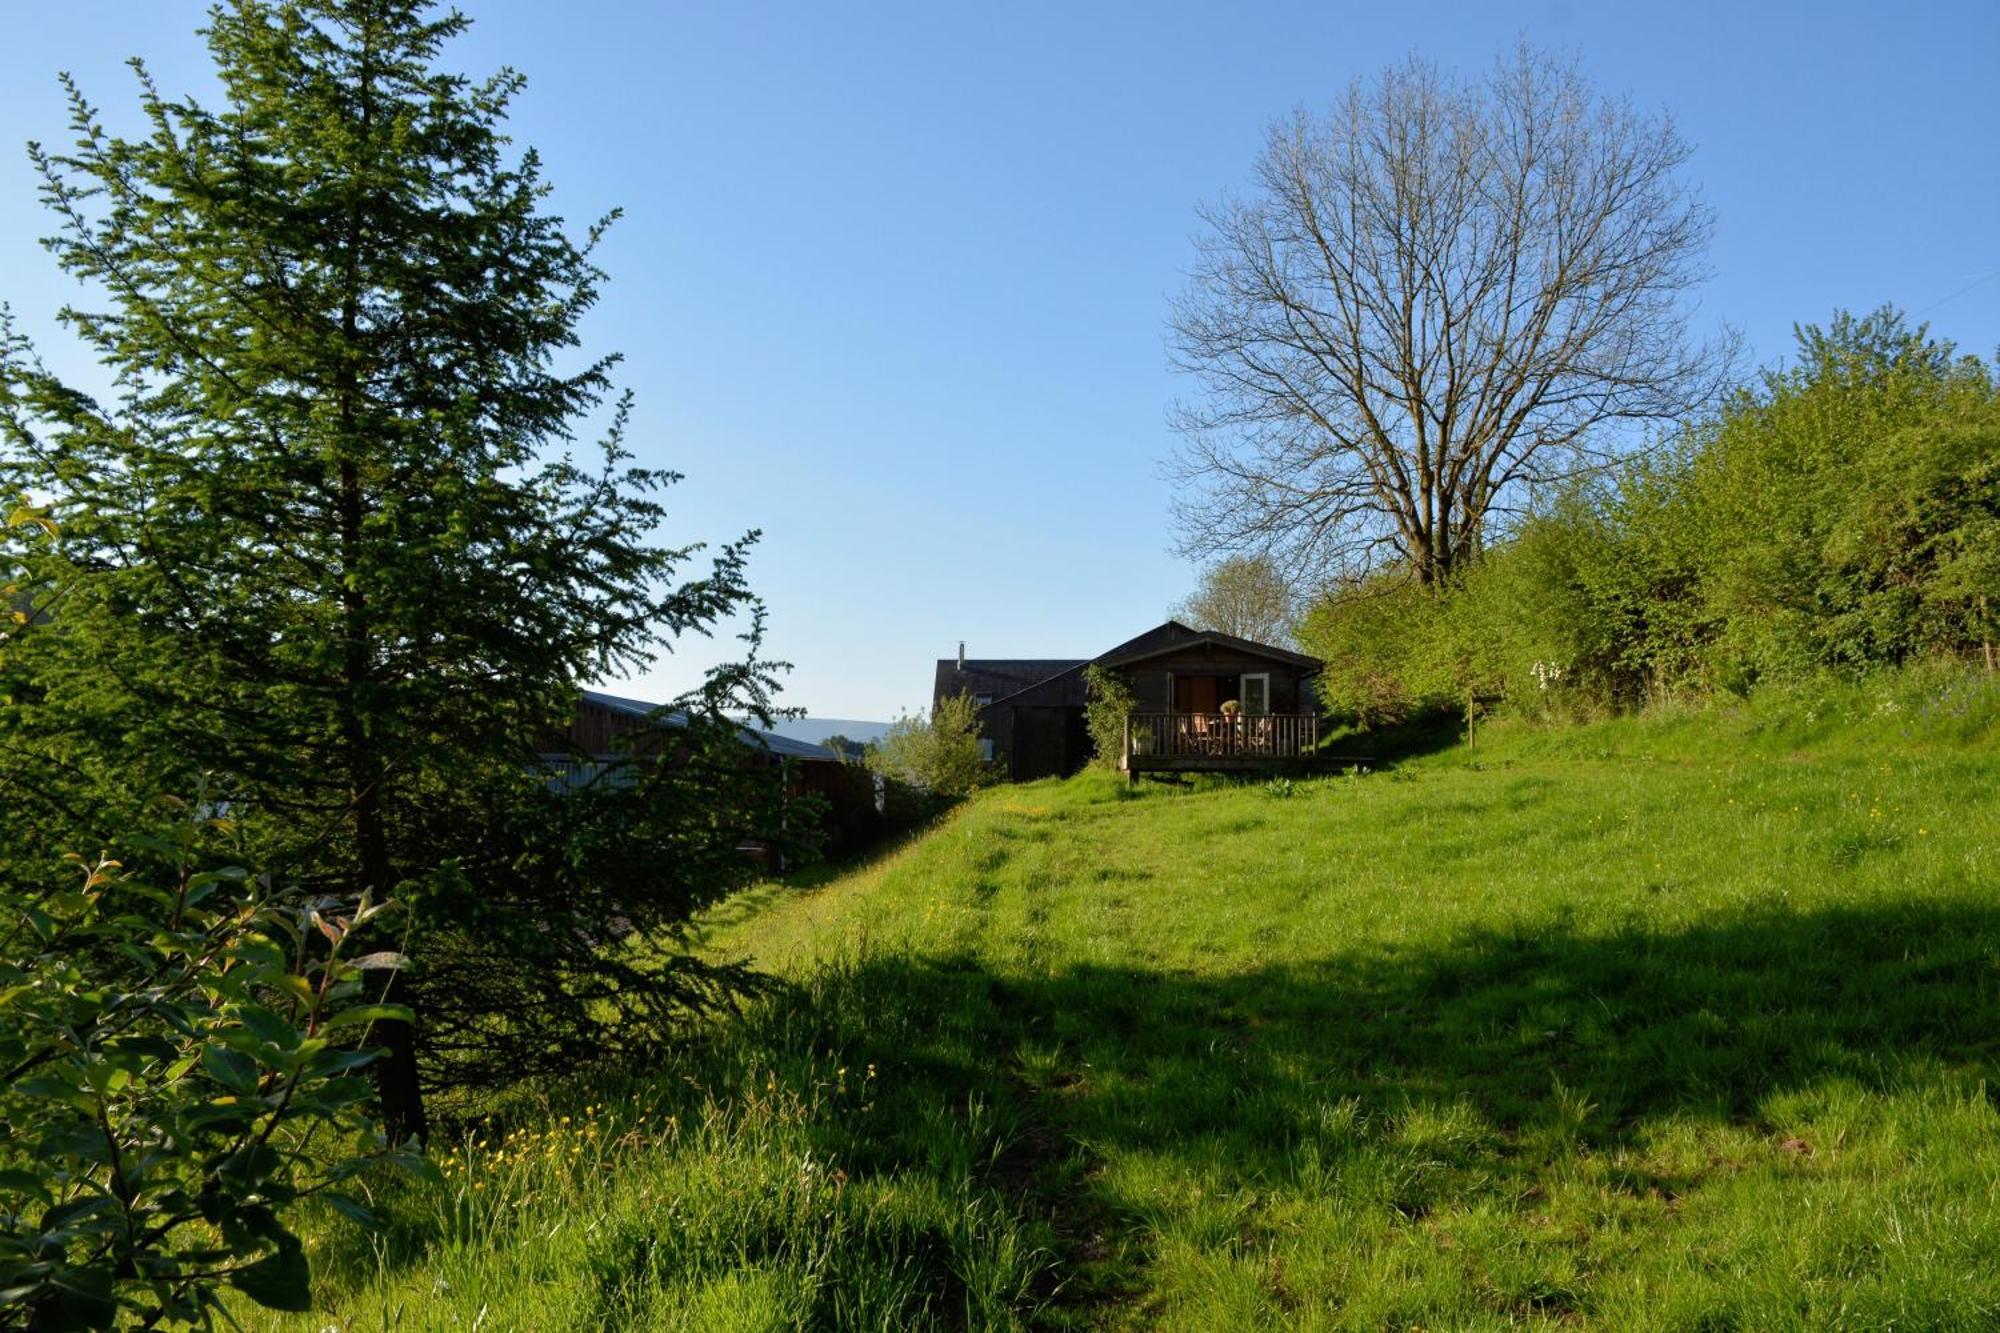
[0,0,788,1139]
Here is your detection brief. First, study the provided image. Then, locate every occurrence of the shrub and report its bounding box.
[866,694,995,797]
[1691,308,2000,683]
[1298,308,2000,724]
[1082,665,1137,769]
[1297,575,1462,726]
[0,831,424,1328]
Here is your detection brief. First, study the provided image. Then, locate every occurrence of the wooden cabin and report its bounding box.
[934,621,1323,781]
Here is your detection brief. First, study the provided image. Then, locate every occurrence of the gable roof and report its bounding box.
[970,622,1321,713]
[1091,620,1322,672]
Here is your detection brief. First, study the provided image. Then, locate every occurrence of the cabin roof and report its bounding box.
[978,661,1091,711]
[1091,621,1322,672]
[933,658,1087,707]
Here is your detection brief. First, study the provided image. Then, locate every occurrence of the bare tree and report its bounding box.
[1169,46,1734,588]
[1173,553,1300,647]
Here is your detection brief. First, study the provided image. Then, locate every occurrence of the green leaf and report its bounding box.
[383,1148,444,1186]
[234,1004,300,1051]
[45,1265,117,1331]
[226,1238,311,1313]
[200,1045,260,1095]
[320,1191,378,1228]
[41,1196,119,1233]
[321,1004,413,1033]
[15,1077,96,1114]
[0,1169,53,1206]
[303,1048,378,1079]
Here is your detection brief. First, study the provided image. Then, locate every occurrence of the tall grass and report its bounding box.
[261,972,1052,1330]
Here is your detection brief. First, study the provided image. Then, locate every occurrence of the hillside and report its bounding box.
[268,672,2000,1330]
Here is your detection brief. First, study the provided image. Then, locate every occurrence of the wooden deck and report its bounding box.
[1123,711,1320,776]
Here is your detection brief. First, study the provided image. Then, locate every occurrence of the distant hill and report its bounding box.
[763,717,892,747]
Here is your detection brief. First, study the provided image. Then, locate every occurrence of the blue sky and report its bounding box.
[3,2,1995,721]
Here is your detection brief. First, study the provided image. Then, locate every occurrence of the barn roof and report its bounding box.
[931,621,1321,719]
[577,688,843,762]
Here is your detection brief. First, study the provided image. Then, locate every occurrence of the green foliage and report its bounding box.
[866,694,994,797]
[0,829,427,1329]
[1299,308,2000,724]
[1693,309,2000,683]
[1081,664,1137,769]
[1173,553,1300,647]
[0,0,789,1134]
[1298,577,1463,725]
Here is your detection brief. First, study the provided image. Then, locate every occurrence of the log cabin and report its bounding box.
[934,620,1323,781]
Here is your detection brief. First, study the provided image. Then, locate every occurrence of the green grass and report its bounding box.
[260,668,2000,1329]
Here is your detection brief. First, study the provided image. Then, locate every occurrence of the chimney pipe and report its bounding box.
[958,641,966,670]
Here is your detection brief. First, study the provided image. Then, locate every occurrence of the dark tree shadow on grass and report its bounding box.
[1317,706,1468,769]
[762,896,2000,1316]
[318,898,2000,1324]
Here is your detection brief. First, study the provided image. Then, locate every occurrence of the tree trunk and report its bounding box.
[370,972,427,1146]
[340,451,428,1145]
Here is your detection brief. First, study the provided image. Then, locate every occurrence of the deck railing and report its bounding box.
[1124,712,1319,764]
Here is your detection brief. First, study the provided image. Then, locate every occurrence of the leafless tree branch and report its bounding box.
[1168,44,1737,588]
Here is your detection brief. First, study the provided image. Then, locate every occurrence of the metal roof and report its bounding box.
[577,689,846,763]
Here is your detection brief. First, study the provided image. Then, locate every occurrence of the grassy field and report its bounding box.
[265,669,2000,1330]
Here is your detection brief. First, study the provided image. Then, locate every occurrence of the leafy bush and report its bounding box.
[866,694,994,797]
[1300,308,1999,724]
[1081,665,1137,769]
[1297,576,1463,726]
[0,835,422,1328]
[1693,310,2000,682]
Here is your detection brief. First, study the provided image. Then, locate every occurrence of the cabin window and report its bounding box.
[1241,672,1271,716]
[974,694,993,707]
[978,739,995,761]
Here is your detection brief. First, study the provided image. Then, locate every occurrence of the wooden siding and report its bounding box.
[1113,650,1313,716]
[1009,705,1089,781]
[952,621,1326,785]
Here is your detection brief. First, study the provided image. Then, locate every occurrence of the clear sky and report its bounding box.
[3,2,1995,721]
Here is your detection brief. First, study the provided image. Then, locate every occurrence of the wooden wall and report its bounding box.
[1117,647,1313,714]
